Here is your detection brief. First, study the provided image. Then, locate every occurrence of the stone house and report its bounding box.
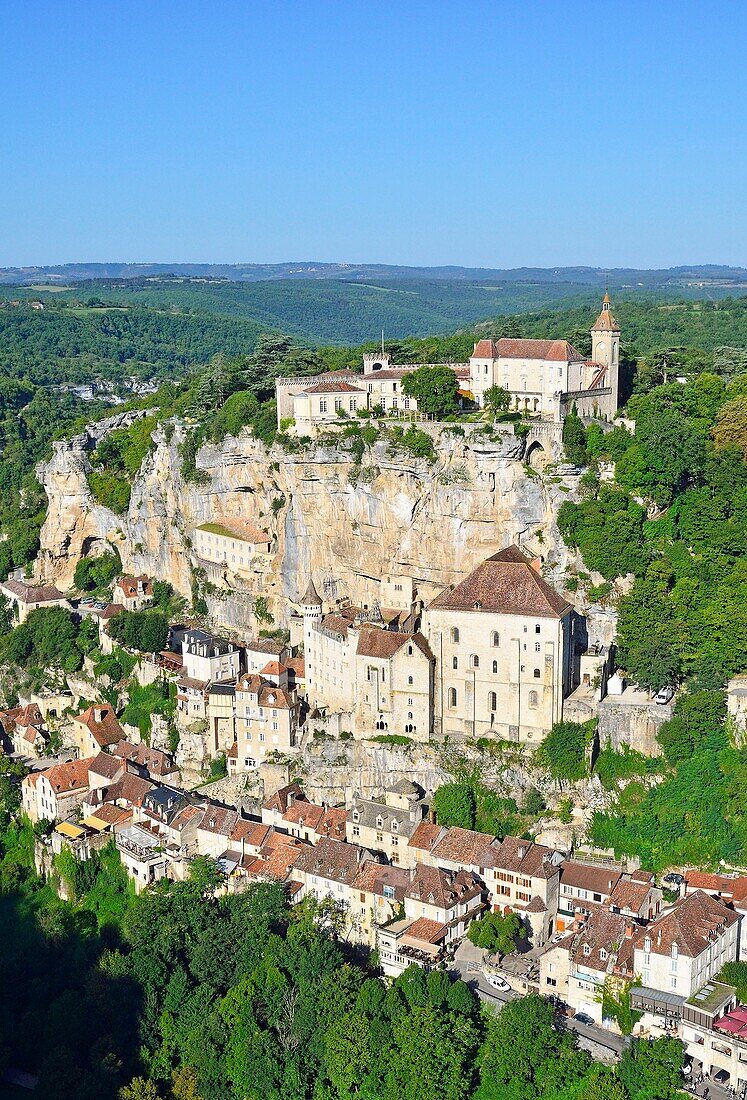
[22,758,93,823]
[112,575,153,611]
[0,579,71,624]
[182,629,242,684]
[230,668,300,771]
[346,784,427,866]
[192,522,272,581]
[423,545,581,744]
[8,703,48,757]
[72,703,124,758]
[632,891,739,1000]
[539,909,634,1025]
[353,626,434,740]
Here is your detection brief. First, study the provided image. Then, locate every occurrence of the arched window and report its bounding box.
[533,668,541,678]
[492,660,498,674]
[407,645,413,655]
[448,687,458,708]
[491,631,500,647]
[452,656,458,670]
[535,642,541,653]
[528,690,538,708]
[450,627,460,643]
[407,711,413,720]
[470,654,480,669]
[488,692,497,712]
[408,675,414,685]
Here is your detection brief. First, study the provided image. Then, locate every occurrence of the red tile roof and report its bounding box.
[429,545,570,618]
[116,575,153,598]
[74,704,124,748]
[472,338,584,362]
[403,917,448,944]
[409,822,446,852]
[356,626,433,661]
[42,757,92,794]
[304,381,365,395]
[644,891,739,958]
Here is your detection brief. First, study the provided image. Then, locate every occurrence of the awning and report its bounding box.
[399,935,441,956]
[55,822,86,839]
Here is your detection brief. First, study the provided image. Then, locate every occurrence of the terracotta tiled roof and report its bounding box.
[293,836,364,884]
[286,657,305,678]
[489,835,558,879]
[608,878,654,914]
[643,891,738,958]
[1,579,66,603]
[112,740,176,777]
[406,864,483,910]
[283,800,325,830]
[116,575,153,598]
[472,338,584,362]
[303,381,365,395]
[561,861,621,896]
[318,806,348,839]
[568,909,628,972]
[74,704,124,748]
[356,626,433,662]
[88,752,124,781]
[16,703,43,728]
[431,826,496,867]
[230,819,271,847]
[403,917,448,944]
[246,839,306,881]
[199,806,239,835]
[42,758,92,794]
[353,860,409,899]
[316,612,355,640]
[105,772,154,806]
[409,822,446,852]
[263,782,305,813]
[260,661,287,676]
[592,294,620,333]
[245,637,287,656]
[429,545,570,619]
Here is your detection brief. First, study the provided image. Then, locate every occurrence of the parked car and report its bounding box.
[663,872,684,886]
[654,685,675,705]
[573,1012,595,1026]
[485,974,511,992]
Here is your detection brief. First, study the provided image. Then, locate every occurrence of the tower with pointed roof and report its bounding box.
[590,292,620,409]
[301,578,323,700]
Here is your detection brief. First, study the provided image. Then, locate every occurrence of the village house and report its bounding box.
[292,836,376,933]
[350,861,410,946]
[281,799,348,845]
[423,545,581,744]
[244,637,289,674]
[182,629,242,684]
[111,740,180,785]
[346,783,427,865]
[679,983,747,1091]
[0,579,71,624]
[192,521,272,580]
[539,909,635,1026]
[115,821,170,893]
[176,673,208,724]
[378,863,484,976]
[231,666,301,771]
[631,891,739,1002]
[274,353,470,431]
[22,758,93,823]
[112,575,154,611]
[5,703,48,757]
[72,703,124,758]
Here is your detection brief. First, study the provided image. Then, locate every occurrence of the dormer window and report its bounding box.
[391,819,398,832]
[583,944,591,956]
[644,937,651,953]
[671,943,678,959]
[376,815,383,829]
[600,948,607,961]
[473,601,482,610]
[352,809,360,823]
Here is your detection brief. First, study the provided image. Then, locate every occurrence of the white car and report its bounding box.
[654,685,675,705]
[485,973,511,992]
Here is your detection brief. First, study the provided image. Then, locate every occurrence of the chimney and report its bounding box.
[94,707,103,723]
[530,557,543,575]
[625,923,634,939]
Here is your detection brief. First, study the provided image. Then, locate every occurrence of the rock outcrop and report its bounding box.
[37,420,580,634]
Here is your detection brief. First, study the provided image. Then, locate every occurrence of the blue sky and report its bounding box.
[1,0,744,268]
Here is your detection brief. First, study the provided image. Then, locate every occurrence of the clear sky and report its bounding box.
[1,0,744,268]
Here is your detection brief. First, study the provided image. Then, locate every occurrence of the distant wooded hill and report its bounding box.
[6,265,747,346]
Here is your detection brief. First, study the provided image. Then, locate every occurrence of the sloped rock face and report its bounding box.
[37,422,575,632]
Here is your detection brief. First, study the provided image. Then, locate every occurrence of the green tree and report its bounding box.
[562,411,588,465]
[618,1035,684,1100]
[467,910,524,956]
[401,366,460,419]
[433,782,476,828]
[483,385,511,414]
[535,721,593,782]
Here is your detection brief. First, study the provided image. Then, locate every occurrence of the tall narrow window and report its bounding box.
[449,688,458,708]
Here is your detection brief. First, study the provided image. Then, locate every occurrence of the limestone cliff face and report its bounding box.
[37,422,579,633]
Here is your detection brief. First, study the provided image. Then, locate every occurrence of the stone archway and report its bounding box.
[525,440,547,470]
